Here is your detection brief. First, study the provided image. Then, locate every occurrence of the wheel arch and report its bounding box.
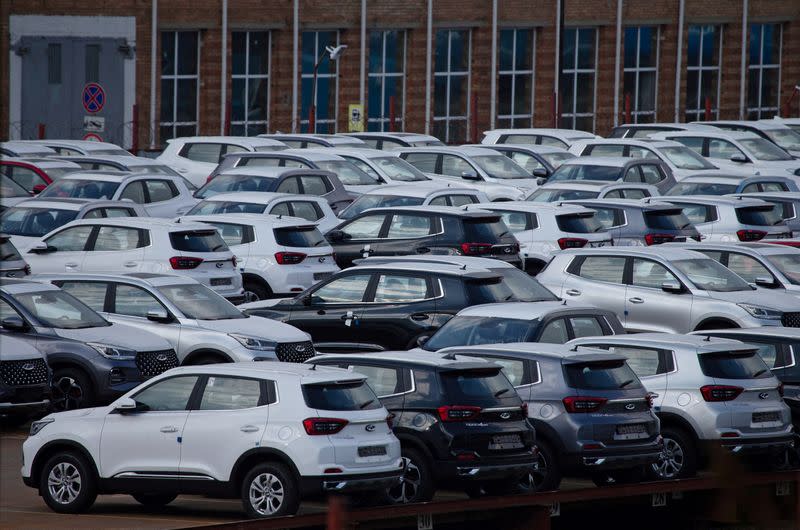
[30,440,99,490]
[181,349,234,365]
[229,447,302,489]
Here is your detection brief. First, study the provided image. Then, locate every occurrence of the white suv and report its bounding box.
[24,218,244,301]
[22,363,402,517]
[185,214,339,300]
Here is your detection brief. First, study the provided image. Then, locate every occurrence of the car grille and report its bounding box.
[782,312,800,328]
[603,399,649,413]
[136,350,179,377]
[0,359,48,386]
[275,341,316,363]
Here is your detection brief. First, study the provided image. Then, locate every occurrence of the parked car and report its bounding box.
[537,247,800,333]
[322,148,434,185]
[325,206,522,269]
[2,199,147,251]
[481,128,600,149]
[0,235,30,278]
[28,140,133,157]
[338,183,487,221]
[463,144,576,179]
[308,350,537,501]
[569,334,793,479]
[241,261,543,352]
[439,343,662,488]
[563,198,701,246]
[655,196,792,242]
[666,173,798,196]
[419,301,624,351]
[1,158,82,194]
[259,133,366,148]
[39,273,316,365]
[464,202,611,275]
[23,218,244,301]
[527,181,658,202]
[0,141,57,158]
[156,136,287,186]
[0,279,178,410]
[727,192,800,236]
[182,214,339,300]
[0,175,33,210]
[21,362,402,517]
[700,120,800,158]
[545,157,677,194]
[345,132,444,149]
[773,117,800,135]
[0,335,51,425]
[55,154,187,178]
[609,122,718,139]
[36,171,196,218]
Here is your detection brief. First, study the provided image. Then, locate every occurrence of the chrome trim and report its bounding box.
[482,406,523,413]
[376,369,416,399]
[113,472,215,480]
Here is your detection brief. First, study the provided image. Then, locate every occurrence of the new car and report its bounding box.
[258,133,366,148]
[463,144,576,179]
[545,157,677,194]
[700,120,800,158]
[0,335,51,425]
[28,140,133,157]
[728,192,800,236]
[345,132,444,149]
[527,181,658,202]
[481,128,599,149]
[666,173,798,196]
[337,183,487,221]
[1,158,82,194]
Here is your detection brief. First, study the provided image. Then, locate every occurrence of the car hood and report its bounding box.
[493,177,541,190]
[703,289,800,310]
[193,314,310,341]
[0,336,46,361]
[55,322,171,351]
[343,184,384,195]
[425,174,527,200]
[238,297,292,310]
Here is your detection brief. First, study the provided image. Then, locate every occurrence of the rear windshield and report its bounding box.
[43,167,79,180]
[666,183,737,196]
[187,201,267,215]
[735,205,783,226]
[644,209,694,230]
[195,174,276,198]
[340,195,424,220]
[169,230,228,252]
[564,361,642,390]
[659,146,715,169]
[274,226,326,247]
[440,368,517,405]
[424,316,537,351]
[463,217,509,241]
[698,351,772,379]
[1,239,22,261]
[38,179,119,199]
[465,277,515,304]
[302,381,381,411]
[556,213,603,233]
[528,188,598,202]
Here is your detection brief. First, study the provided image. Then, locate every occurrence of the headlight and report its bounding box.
[88,343,137,360]
[30,418,54,436]
[737,304,783,320]
[229,334,277,351]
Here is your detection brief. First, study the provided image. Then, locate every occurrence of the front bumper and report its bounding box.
[0,398,50,415]
[299,469,403,497]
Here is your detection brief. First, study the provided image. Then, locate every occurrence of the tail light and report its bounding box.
[206,175,214,183]
[562,396,607,413]
[557,238,588,250]
[460,243,493,255]
[275,251,307,265]
[737,229,767,242]
[23,264,31,275]
[644,233,675,246]
[437,405,482,422]
[700,385,743,402]
[386,413,395,429]
[169,256,203,269]
[646,392,657,409]
[302,417,348,435]
[231,256,238,267]
[521,402,528,417]
[778,383,784,398]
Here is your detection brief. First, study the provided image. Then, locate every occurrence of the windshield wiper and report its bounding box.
[494,388,511,397]
[619,379,635,388]
[752,369,768,378]
[359,399,375,409]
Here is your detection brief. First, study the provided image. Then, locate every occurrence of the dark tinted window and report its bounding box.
[463,217,509,241]
[440,368,517,406]
[556,213,603,233]
[195,174,276,198]
[564,360,642,390]
[169,230,228,252]
[644,209,693,230]
[188,201,266,215]
[1,239,22,261]
[302,381,381,411]
[548,165,622,182]
[492,267,558,302]
[0,207,79,237]
[424,316,537,350]
[465,277,515,304]
[697,351,772,379]
[735,205,783,226]
[38,179,119,199]
[274,226,326,247]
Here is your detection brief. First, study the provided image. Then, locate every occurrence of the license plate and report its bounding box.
[358,445,387,457]
[752,411,781,423]
[210,278,232,286]
[314,272,333,281]
[614,424,648,440]
[489,434,524,450]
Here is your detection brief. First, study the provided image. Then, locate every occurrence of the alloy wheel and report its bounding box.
[652,437,684,479]
[387,457,421,503]
[248,472,285,516]
[521,451,548,491]
[51,377,84,411]
[47,462,81,505]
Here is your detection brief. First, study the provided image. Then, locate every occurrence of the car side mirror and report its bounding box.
[32,184,47,194]
[535,177,546,186]
[113,397,147,414]
[146,309,173,323]
[327,229,346,242]
[28,242,54,254]
[301,295,313,306]
[660,281,684,294]
[730,154,748,163]
[532,168,548,178]
[1,316,28,332]
[416,335,430,348]
[461,171,480,181]
[754,276,778,288]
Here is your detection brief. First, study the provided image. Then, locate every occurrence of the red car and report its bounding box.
[0,158,82,194]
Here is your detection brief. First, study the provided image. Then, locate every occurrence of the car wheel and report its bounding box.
[243,280,272,303]
[39,452,97,514]
[51,368,93,411]
[522,440,561,492]
[241,462,299,518]
[385,448,434,504]
[132,493,178,506]
[649,427,697,480]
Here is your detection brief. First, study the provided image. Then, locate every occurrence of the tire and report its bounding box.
[186,353,229,366]
[695,320,738,331]
[39,451,97,514]
[384,448,435,504]
[243,280,272,303]
[523,440,561,492]
[51,368,94,411]
[241,462,299,518]
[648,426,697,480]
[132,493,178,506]
[591,466,645,487]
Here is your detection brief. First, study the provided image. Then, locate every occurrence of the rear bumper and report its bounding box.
[437,453,539,482]
[719,434,795,454]
[569,442,664,471]
[300,469,403,497]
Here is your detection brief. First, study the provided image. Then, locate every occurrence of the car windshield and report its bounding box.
[556,212,604,233]
[527,188,598,202]
[548,164,622,182]
[643,209,694,230]
[672,258,751,292]
[315,160,379,186]
[739,138,794,161]
[0,207,78,236]
[302,380,381,411]
[761,129,800,152]
[1,239,22,260]
[765,253,800,286]
[471,155,530,179]
[194,174,277,198]
[540,152,576,168]
[273,226,327,247]
[440,368,518,406]
[492,267,558,302]
[15,289,109,329]
[698,351,772,379]
[43,167,79,180]
[186,200,267,215]
[658,146,715,169]
[564,360,642,390]
[666,182,737,195]
[38,179,119,199]
[157,283,245,320]
[1,175,30,197]
[735,205,783,226]
[371,157,429,181]
[339,195,424,220]
[424,316,538,351]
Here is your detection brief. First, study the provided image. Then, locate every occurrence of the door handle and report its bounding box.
[123,261,137,268]
[65,262,79,268]
[410,313,430,321]
[240,425,260,433]
[628,297,645,304]
[565,289,581,296]
[160,426,179,433]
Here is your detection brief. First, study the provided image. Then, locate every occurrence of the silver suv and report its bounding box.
[570,334,793,479]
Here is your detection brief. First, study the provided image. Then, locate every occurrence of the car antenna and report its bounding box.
[442,352,457,360]
[562,299,567,305]
[704,335,711,341]
[308,363,317,370]
[461,264,467,270]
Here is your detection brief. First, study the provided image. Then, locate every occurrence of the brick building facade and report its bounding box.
[2,0,798,150]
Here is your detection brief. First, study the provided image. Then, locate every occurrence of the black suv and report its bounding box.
[242,262,548,352]
[308,351,537,502]
[326,206,522,268]
[1,335,51,426]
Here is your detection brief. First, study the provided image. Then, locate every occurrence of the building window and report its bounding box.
[623,26,658,123]
[301,31,339,134]
[748,23,782,120]
[160,31,199,144]
[560,27,596,132]
[434,29,471,144]
[497,28,535,128]
[231,31,270,136]
[685,25,722,122]
[367,30,406,132]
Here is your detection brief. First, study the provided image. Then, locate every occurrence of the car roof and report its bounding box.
[442,342,625,363]
[317,147,402,159]
[536,181,644,191]
[33,272,198,288]
[31,140,128,150]
[455,301,601,320]
[692,327,800,340]
[62,217,211,231]
[197,191,296,203]
[361,205,501,217]
[616,122,716,130]
[654,195,769,207]
[559,246,706,260]
[354,255,518,269]
[397,146,501,156]
[678,174,772,184]
[163,361,367,384]
[10,198,127,211]
[705,120,789,131]
[351,262,502,279]
[2,157,82,169]
[0,278,61,294]
[470,202,594,215]
[49,171,138,182]
[570,333,755,354]
[168,136,287,147]
[0,141,58,155]
[666,241,800,257]
[58,155,169,166]
[731,192,800,201]
[184,213,315,229]
[581,138,684,148]
[312,349,498,370]
[219,166,330,177]
[566,198,679,211]
[463,144,569,154]
[348,132,441,141]
[653,130,761,141]
[484,128,598,140]
[261,134,366,146]
[358,182,476,198]
[561,156,632,167]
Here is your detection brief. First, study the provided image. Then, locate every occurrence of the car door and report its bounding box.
[109,283,184,351]
[179,375,273,480]
[625,258,691,333]
[81,225,147,273]
[330,213,389,267]
[561,255,628,322]
[31,225,94,272]
[99,375,199,476]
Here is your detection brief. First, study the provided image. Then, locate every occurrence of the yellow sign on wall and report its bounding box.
[348,104,365,132]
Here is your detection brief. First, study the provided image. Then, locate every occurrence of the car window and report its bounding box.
[403,153,438,173]
[205,222,253,246]
[759,182,788,192]
[630,147,657,159]
[169,230,227,252]
[569,316,604,338]
[605,346,668,377]
[622,188,649,199]
[302,380,381,411]
[588,145,625,157]
[373,274,429,302]
[447,194,479,206]
[288,201,322,221]
[45,225,94,251]
[144,180,178,202]
[92,226,147,251]
[496,211,531,232]
[133,376,199,411]
[57,281,108,312]
[312,274,372,303]
[631,258,678,288]
[119,181,146,203]
[675,136,704,153]
[346,365,403,396]
[269,202,291,217]
[538,318,569,343]
[510,152,545,172]
[640,165,663,184]
[274,226,325,247]
[387,214,432,238]
[591,207,623,228]
[114,284,166,317]
[182,143,223,163]
[708,139,742,159]
[441,155,473,177]
[2,165,46,191]
[564,360,642,390]
[604,190,623,199]
[275,176,301,194]
[299,175,330,195]
[83,207,136,219]
[199,376,265,410]
[428,196,447,206]
[726,253,771,283]
[698,351,772,379]
[341,215,385,239]
[0,298,21,320]
[671,203,715,224]
[576,256,626,283]
[491,357,528,386]
[503,134,539,145]
[623,167,642,182]
[423,316,535,350]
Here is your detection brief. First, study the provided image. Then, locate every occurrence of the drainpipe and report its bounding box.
[613,0,622,127]
[553,0,562,127]
[739,0,748,119]
[360,0,366,109]
[489,0,498,129]
[425,0,433,134]
[220,0,228,135]
[674,0,684,122]
[292,0,299,132]
[149,0,158,149]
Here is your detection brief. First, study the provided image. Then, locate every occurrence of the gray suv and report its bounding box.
[570,334,793,479]
[441,343,662,489]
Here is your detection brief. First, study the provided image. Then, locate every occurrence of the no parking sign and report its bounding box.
[82,83,106,114]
